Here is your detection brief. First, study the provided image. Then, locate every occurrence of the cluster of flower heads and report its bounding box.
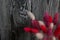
[24,11,60,40]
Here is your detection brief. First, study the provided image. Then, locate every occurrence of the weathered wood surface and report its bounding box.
[0,0,11,40]
[0,0,60,40]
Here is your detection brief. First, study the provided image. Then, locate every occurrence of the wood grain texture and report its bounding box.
[0,0,11,40]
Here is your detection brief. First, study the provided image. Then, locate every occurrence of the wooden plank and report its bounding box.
[49,0,59,16]
[0,0,11,40]
[31,0,47,20]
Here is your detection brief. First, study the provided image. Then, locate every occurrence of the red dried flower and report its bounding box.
[23,11,59,40]
[43,12,52,27]
[54,24,60,37]
[53,12,59,25]
[31,20,39,29]
[24,27,39,34]
[24,27,31,32]
[31,28,39,34]
[48,16,53,23]
[40,25,47,33]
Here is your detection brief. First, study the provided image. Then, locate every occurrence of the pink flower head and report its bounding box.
[53,12,59,25]
[43,12,53,27]
[47,28,53,36]
[31,20,39,29]
[23,11,60,40]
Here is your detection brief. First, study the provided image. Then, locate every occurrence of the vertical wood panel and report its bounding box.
[0,0,11,40]
[49,0,59,16]
[25,0,32,40]
[31,0,47,20]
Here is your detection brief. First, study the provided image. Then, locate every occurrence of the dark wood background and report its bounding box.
[0,0,60,40]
